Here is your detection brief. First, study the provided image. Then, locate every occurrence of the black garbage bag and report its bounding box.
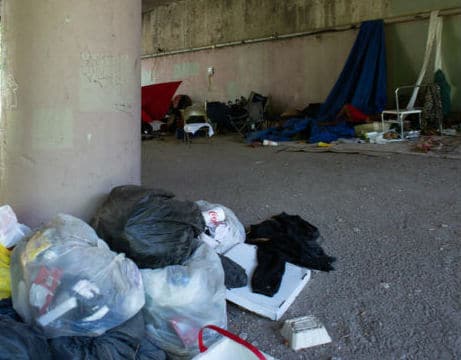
[123,197,204,268]
[0,315,52,360]
[0,299,52,360]
[0,298,20,320]
[92,185,204,269]
[49,312,166,360]
[91,185,175,255]
[136,335,168,360]
[246,213,335,297]
[219,255,248,289]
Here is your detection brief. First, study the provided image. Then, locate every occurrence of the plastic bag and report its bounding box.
[10,214,145,338]
[0,205,31,248]
[142,244,227,359]
[92,185,204,269]
[0,245,11,300]
[196,201,245,254]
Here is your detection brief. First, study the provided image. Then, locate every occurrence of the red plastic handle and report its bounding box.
[198,325,266,360]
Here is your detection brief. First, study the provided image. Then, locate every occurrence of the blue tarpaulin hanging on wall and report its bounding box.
[247,19,387,144]
[310,19,387,143]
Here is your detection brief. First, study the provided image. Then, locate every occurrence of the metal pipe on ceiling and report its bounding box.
[141,7,461,59]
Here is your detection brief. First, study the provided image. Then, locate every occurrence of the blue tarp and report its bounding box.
[248,20,387,144]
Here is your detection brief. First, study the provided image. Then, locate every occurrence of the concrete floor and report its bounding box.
[142,135,461,360]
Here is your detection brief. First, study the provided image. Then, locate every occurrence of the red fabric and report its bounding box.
[345,104,368,123]
[141,81,182,122]
[198,325,266,360]
[141,109,153,123]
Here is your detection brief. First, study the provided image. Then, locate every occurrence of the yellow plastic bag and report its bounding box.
[0,245,11,300]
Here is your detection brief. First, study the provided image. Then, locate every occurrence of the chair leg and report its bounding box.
[184,131,191,146]
[381,112,385,132]
[399,114,404,139]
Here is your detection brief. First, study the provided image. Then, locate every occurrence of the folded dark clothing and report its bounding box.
[246,213,335,297]
[219,255,248,289]
[251,249,286,297]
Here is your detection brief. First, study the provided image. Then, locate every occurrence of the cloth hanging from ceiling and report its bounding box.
[406,10,443,110]
[141,81,182,123]
[247,20,387,144]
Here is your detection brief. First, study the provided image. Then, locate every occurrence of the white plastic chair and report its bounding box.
[181,104,214,145]
[381,85,424,139]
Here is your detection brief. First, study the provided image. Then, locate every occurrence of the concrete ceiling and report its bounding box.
[142,0,175,13]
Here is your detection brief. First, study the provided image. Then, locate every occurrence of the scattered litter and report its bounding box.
[354,121,388,137]
[197,200,245,254]
[380,282,390,289]
[263,140,279,146]
[441,224,449,228]
[277,135,461,159]
[0,205,31,248]
[0,246,11,300]
[280,315,332,351]
[193,325,277,359]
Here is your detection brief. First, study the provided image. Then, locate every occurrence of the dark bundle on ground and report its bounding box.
[246,213,335,296]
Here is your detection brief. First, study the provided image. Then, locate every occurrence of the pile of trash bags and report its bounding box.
[0,186,250,359]
[92,186,236,359]
[0,184,338,359]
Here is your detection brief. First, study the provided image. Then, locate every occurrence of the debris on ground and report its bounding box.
[281,316,332,351]
[196,200,245,254]
[1,191,333,359]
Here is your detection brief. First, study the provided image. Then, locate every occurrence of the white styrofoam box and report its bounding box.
[193,337,277,360]
[224,243,310,320]
[280,315,332,350]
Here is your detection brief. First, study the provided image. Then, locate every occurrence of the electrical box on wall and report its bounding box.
[207,66,215,75]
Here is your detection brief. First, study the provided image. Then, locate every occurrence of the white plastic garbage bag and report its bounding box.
[196,201,245,254]
[10,214,145,338]
[0,205,31,248]
[142,244,227,359]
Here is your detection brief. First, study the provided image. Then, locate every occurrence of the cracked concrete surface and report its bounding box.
[142,135,461,360]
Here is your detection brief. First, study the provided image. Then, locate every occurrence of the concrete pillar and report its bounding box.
[0,0,142,227]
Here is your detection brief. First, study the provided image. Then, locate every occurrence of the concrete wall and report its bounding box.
[141,0,461,112]
[142,30,357,112]
[1,0,142,226]
[142,0,460,55]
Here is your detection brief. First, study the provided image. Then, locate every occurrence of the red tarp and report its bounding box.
[141,81,182,123]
